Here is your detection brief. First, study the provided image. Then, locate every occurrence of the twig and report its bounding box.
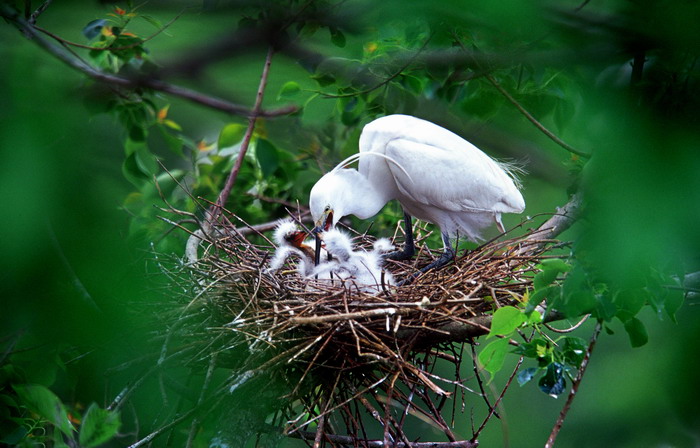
[321,31,433,99]
[294,431,478,447]
[0,6,295,119]
[521,193,582,251]
[485,74,590,158]
[213,45,274,217]
[544,320,602,448]
[471,356,524,441]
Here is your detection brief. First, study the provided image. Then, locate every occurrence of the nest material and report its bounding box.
[179,213,555,446]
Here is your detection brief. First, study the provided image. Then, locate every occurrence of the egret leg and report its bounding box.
[397,232,454,286]
[385,210,415,261]
[419,232,454,272]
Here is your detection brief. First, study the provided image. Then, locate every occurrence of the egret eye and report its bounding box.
[324,206,330,212]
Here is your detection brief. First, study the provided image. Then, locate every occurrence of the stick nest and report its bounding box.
[170,213,555,445]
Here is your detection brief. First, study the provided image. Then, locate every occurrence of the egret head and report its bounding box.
[309,171,345,234]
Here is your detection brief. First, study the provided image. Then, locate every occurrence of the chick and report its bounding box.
[267,220,317,277]
[318,229,395,291]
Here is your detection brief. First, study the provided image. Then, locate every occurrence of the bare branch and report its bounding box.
[214,46,275,213]
[0,5,296,119]
[485,74,590,158]
[545,320,602,447]
[293,431,479,448]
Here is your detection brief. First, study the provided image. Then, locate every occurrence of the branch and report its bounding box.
[214,46,274,213]
[485,74,590,159]
[293,431,478,448]
[522,192,583,249]
[0,5,296,119]
[544,320,602,448]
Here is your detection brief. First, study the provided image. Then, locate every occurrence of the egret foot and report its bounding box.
[396,232,454,286]
[384,210,415,261]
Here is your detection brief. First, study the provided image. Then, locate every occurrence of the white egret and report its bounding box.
[309,114,525,274]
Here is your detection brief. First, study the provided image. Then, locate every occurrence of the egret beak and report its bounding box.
[314,232,322,265]
[312,209,333,265]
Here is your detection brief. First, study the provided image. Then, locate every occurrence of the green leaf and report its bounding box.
[517,367,539,386]
[218,123,246,149]
[255,139,279,178]
[594,292,617,321]
[277,81,302,101]
[140,14,163,29]
[614,288,649,322]
[134,146,158,176]
[79,403,121,448]
[539,362,567,397]
[513,338,552,366]
[478,337,510,377]
[83,19,107,40]
[12,384,73,436]
[623,317,649,347]
[525,286,555,313]
[560,337,587,366]
[557,290,596,318]
[330,27,346,47]
[534,259,571,290]
[488,306,526,337]
[664,288,684,323]
[122,153,149,187]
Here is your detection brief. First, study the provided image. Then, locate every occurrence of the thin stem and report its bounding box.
[0,6,295,119]
[213,45,275,218]
[472,356,524,440]
[485,74,590,159]
[544,320,602,448]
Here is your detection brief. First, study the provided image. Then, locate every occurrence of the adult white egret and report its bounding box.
[309,114,525,273]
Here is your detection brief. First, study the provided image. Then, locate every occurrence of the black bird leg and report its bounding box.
[397,232,454,286]
[386,210,415,261]
[419,232,454,272]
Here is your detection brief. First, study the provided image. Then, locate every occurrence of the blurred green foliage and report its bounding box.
[2,0,699,446]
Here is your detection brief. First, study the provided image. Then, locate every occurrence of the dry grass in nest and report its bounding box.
[170,211,557,446]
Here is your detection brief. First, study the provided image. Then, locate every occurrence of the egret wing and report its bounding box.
[382,138,524,214]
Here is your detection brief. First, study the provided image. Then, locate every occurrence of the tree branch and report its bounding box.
[485,74,590,158]
[545,320,602,448]
[214,46,274,213]
[0,5,296,119]
[293,431,478,448]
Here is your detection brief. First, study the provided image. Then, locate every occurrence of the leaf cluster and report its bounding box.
[0,338,120,447]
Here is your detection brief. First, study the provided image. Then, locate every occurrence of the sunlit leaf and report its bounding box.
[157,104,169,122]
[218,123,246,149]
[277,81,301,101]
[79,403,121,448]
[13,384,73,436]
[488,306,526,337]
